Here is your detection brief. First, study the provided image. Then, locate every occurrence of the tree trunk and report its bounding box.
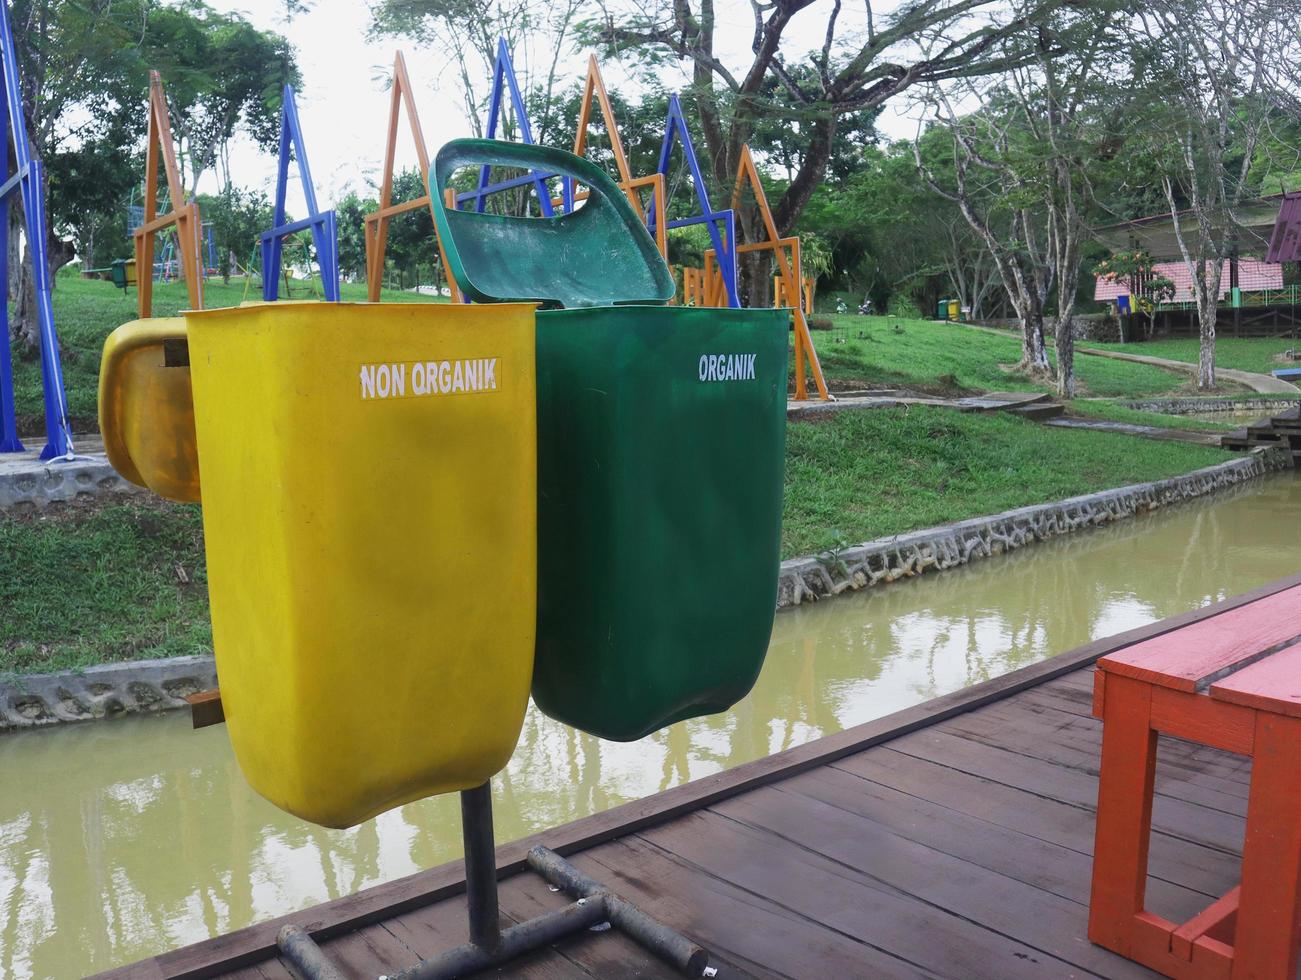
[1194,258,1220,389]
[1197,291,1217,389]
[7,206,18,304]
[14,243,36,348]
[1055,311,1075,398]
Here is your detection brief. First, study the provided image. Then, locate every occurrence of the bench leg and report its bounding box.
[1233,713,1301,980]
[1090,674,1159,956]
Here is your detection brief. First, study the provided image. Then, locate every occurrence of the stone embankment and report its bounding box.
[0,656,216,732]
[777,448,1289,608]
[1122,397,1300,415]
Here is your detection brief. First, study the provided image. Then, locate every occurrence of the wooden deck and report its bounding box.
[103,575,1301,980]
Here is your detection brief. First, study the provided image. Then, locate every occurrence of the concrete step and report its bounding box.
[1007,403,1066,421]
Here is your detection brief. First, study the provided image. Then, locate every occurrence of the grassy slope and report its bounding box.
[13,285,1213,432]
[2,406,1236,674]
[782,406,1233,557]
[9,273,432,433]
[811,316,1201,398]
[1083,336,1301,378]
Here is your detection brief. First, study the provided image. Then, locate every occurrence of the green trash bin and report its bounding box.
[432,139,788,741]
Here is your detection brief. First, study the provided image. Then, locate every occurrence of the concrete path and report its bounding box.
[1043,416,1223,447]
[1077,346,1301,394]
[786,390,1047,419]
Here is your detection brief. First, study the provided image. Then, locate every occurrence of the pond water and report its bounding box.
[3,473,1300,977]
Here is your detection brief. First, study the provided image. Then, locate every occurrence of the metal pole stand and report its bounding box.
[277,782,712,979]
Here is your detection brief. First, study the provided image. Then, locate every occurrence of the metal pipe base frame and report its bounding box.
[276,782,713,979]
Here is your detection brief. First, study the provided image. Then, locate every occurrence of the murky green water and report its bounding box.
[3,473,1300,977]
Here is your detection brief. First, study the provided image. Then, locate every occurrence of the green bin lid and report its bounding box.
[430,138,674,309]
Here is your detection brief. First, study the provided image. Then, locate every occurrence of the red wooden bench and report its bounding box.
[1090,584,1301,979]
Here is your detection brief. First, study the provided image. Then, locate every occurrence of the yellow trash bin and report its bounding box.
[98,318,201,503]
[185,302,538,828]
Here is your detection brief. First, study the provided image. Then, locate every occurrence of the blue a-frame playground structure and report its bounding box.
[448,39,740,310]
[260,84,340,302]
[0,0,72,457]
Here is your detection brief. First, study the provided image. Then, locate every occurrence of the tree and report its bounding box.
[4,0,298,348]
[916,104,1053,376]
[335,191,375,282]
[1132,0,1287,389]
[917,5,1125,396]
[590,0,1075,244]
[369,0,588,146]
[197,186,273,283]
[143,3,299,195]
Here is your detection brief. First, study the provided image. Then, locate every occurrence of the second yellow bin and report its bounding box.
[185,301,538,828]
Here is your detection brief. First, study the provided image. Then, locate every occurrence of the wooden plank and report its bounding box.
[641,803,1088,978]
[577,835,919,979]
[1232,712,1301,979]
[1210,639,1301,717]
[99,573,1301,979]
[888,728,1248,856]
[184,690,224,730]
[490,871,692,980]
[1170,886,1238,961]
[784,762,1214,921]
[315,922,420,975]
[1089,673,1159,956]
[942,697,1252,808]
[834,743,1240,903]
[701,788,1156,977]
[1099,585,1301,692]
[1150,686,1255,755]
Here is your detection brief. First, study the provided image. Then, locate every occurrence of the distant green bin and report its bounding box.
[433,139,788,741]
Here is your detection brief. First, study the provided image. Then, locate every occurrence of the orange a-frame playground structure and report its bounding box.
[134,71,203,318]
[358,45,829,400]
[365,52,459,301]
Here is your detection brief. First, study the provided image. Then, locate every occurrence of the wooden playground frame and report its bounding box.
[691,145,828,400]
[565,56,667,259]
[364,52,458,302]
[134,71,203,318]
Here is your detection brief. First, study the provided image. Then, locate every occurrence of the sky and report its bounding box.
[203,0,924,217]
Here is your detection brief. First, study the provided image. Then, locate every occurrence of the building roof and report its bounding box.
[1094,259,1282,303]
[1094,196,1284,260]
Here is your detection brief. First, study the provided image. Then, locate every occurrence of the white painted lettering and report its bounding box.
[697,351,758,383]
[358,357,503,400]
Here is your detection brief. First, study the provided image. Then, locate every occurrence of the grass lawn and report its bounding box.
[1,405,1236,674]
[1,498,209,675]
[781,405,1234,557]
[9,272,434,435]
[1064,400,1246,432]
[1083,336,1301,378]
[811,316,1208,398]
